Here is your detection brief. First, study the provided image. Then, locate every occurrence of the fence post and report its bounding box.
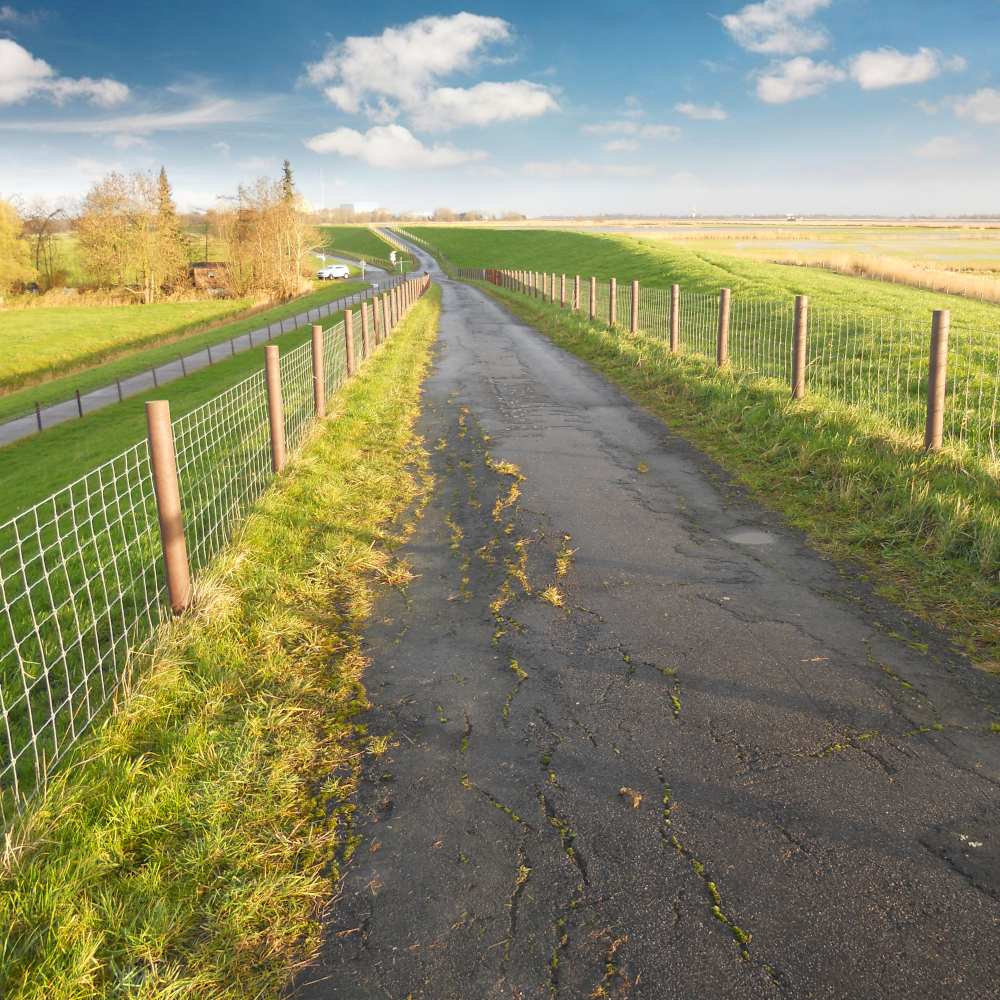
[35,401,42,432]
[542,272,548,303]
[551,274,557,307]
[717,288,731,366]
[535,272,540,299]
[791,295,809,400]
[361,302,371,359]
[609,278,617,327]
[574,275,580,312]
[670,284,680,353]
[265,345,286,473]
[924,309,950,451]
[345,309,356,376]
[561,274,566,309]
[116,375,123,401]
[373,290,382,344]
[590,277,596,320]
[631,280,639,334]
[383,292,390,335]
[312,324,325,418]
[146,400,192,613]
[76,389,83,418]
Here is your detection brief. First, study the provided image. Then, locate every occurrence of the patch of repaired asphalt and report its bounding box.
[292,262,1000,999]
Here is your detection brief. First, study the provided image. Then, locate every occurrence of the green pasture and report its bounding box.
[0,293,366,522]
[405,226,1000,329]
[0,281,369,422]
[319,225,400,261]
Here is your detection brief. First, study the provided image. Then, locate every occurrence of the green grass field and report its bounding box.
[0,299,255,392]
[319,225,405,263]
[0,287,440,998]
[0,281,370,423]
[404,226,1000,329]
[0,287,368,521]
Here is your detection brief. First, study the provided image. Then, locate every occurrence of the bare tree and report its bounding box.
[20,199,68,289]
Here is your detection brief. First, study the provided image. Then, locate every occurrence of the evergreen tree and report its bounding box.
[282,160,295,205]
[154,166,188,292]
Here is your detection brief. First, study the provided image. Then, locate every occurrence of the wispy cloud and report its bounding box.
[911,135,979,158]
[951,87,1000,125]
[0,5,43,25]
[583,120,680,139]
[675,102,727,121]
[721,0,831,56]
[601,138,639,151]
[305,123,486,169]
[0,39,128,106]
[756,57,845,103]
[523,159,592,178]
[304,13,558,133]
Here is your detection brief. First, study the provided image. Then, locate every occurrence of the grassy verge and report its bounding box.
[0,294,366,527]
[0,281,371,422]
[474,281,1000,659]
[405,226,1000,328]
[0,284,440,998]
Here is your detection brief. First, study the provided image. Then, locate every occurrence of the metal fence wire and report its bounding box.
[475,267,1000,465]
[0,274,431,826]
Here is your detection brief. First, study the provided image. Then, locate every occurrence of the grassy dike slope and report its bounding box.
[405,226,1000,328]
[472,281,1000,659]
[0,286,440,998]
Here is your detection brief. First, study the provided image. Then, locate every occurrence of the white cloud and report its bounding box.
[602,139,639,151]
[110,133,146,149]
[0,39,128,106]
[583,121,680,139]
[237,156,273,170]
[952,88,1000,125]
[911,135,979,158]
[601,164,656,177]
[0,5,41,24]
[848,47,963,90]
[211,141,231,156]
[410,80,558,131]
[675,102,728,121]
[304,123,486,169]
[756,57,845,103]
[721,0,831,55]
[0,98,270,134]
[304,13,557,132]
[523,160,593,178]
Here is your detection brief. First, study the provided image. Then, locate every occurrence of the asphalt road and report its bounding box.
[293,249,1000,999]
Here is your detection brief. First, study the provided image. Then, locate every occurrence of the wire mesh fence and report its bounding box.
[478,268,1000,466]
[0,274,432,827]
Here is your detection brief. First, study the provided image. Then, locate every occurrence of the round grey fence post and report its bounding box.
[924,309,951,451]
[609,278,617,327]
[717,288,731,367]
[345,309,356,376]
[670,284,680,352]
[265,345,286,473]
[791,295,809,400]
[590,277,597,320]
[312,324,325,418]
[631,280,639,334]
[146,399,192,613]
[361,302,371,359]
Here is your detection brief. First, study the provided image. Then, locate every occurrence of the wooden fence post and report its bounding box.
[146,400,191,613]
[551,274,557,307]
[345,310,356,376]
[574,275,580,312]
[382,292,390,336]
[717,288,731,366]
[361,302,370,359]
[373,290,382,344]
[631,280,639,334]
[264,345,286,473]
[590,277,597,320]
[312,325,325,418]
[610,278,617,327]
[924,309,950,450]
[791,296,808,400]
[561,275,566,309]
[670,284,680,353]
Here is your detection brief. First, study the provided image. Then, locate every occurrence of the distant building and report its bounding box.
[340,201,380,214]
[190,262,229,291]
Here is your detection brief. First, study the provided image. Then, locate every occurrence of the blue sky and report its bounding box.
[0,0,998,215]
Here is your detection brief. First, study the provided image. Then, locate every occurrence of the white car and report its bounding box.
[317,263,350,280]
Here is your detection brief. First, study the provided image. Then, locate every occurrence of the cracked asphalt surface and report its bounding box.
[293,253,1000,999]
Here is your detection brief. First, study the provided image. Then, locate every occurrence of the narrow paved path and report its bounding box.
[0,265,402,447]
[294,250,1000,998]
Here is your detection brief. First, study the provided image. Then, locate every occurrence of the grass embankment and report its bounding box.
[318,224,400,261]
[0,289,367,521]
[0,284,440,998]
[0,282,370,423]
[475,281,1000,658]
[405,226,1000,329]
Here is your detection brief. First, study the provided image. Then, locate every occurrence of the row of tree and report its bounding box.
[0,162,319,302]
